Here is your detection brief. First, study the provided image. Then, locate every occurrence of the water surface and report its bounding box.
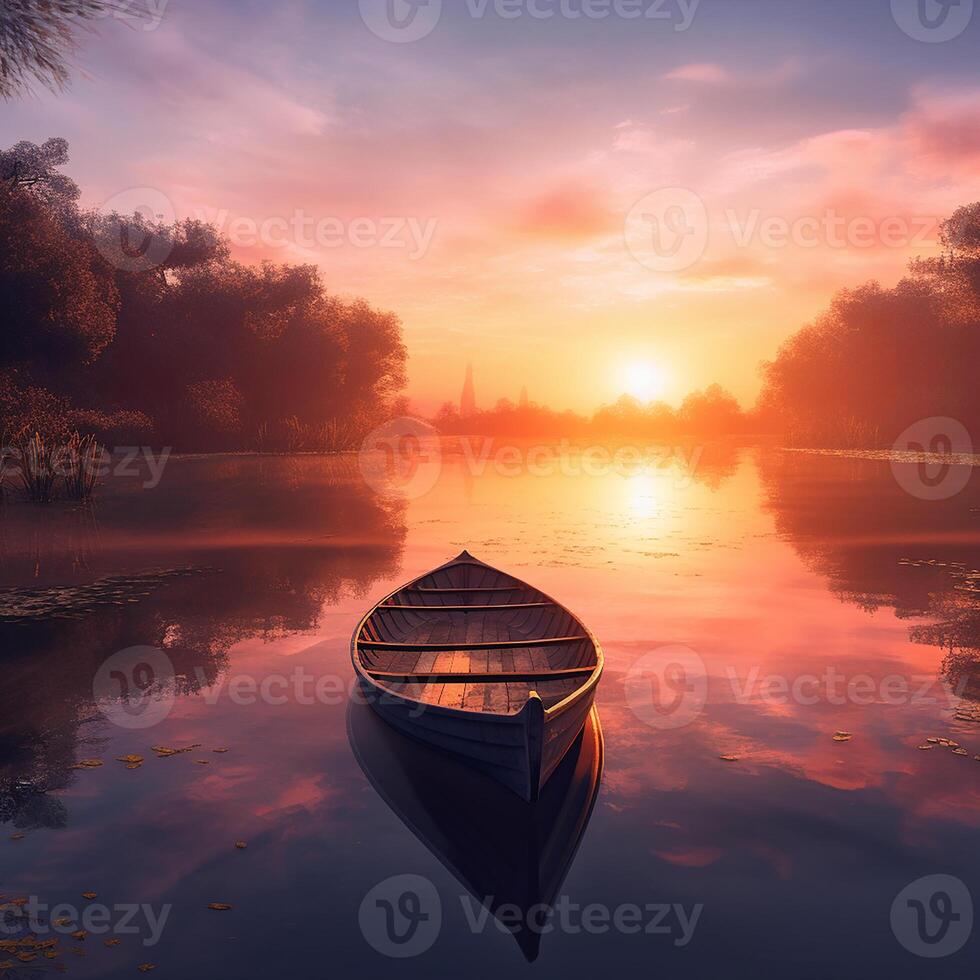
[2,446,979,977]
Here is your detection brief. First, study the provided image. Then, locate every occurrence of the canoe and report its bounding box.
[348,696,604,961]
[350,551,603,801]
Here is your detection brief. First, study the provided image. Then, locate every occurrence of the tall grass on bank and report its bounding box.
[61,432,103,501]
[255,416,368,453]
[785,416,882,450]
[1,431,105,504]
[16,432,60,503]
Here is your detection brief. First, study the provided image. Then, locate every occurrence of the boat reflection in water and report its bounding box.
[347,693,604,961]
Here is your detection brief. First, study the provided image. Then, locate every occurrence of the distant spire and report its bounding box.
[519,385,529,409]
[460,363,476,418]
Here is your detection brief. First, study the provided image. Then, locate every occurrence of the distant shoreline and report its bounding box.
[781,447,980,467]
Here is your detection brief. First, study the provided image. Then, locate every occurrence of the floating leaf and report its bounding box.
[195,760,210,766]
[117,756,144,765]
[206,903,233,911]
[9,833,25,841]
[138,964,156,973]
[53,918,73,928]
[70,931,86,941]
[235,841,247,850]
[953,748,969,756]
[832,733,853,742]
[212,748,229,754]
[926,737,940,744]
[916,744,933,750]
[82,893,97,900]
[104,939,121,948]
[72,760,103,770]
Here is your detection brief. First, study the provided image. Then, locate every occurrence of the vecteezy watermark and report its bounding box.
[726,666,966,708]
[0,896,171,948]
[93,647,177,730]
[359,875,443,958]
[625,188,709,274]
[460,896,702,945]
[357,875,703,958]
[359,417,444,500]
[626,193,942,275]
[723,209,939,252]
[190,666,430,717]
[891,875,973,957]
[358,424,706,502]
[358,0,700,41]
[192,208,439,260]
[0,444,171,491]
[624,645,708,730]
[95,187,177,272]
[890,418,974,501]
[891,0,974,42]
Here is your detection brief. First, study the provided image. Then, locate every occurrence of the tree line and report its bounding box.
[0,138,407,451]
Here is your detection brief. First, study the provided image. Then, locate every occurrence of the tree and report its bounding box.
[679,384,743,435]
[0,0,118,99]
[0,137,79,206]
[0,180,118,376]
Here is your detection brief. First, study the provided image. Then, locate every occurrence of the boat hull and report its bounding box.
[351,552,603,801]
[357,675,598,802]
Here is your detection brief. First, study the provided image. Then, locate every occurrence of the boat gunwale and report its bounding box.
[350,554,604,721]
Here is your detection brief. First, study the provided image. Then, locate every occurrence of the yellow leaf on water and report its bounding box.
[82,893,97,900]
[117,755,144,765]
[953,748,968,756]
[195,760,210,766]
[212,748,229,754]
[917,744,933,750]
[9,834,25,841]
[235,841,247,849]
[104,939,121,948]
[832,733,853,742]
[137,964,155,973]
[206,903,233,911]
[72,760,103,769]
[719,755,739,762]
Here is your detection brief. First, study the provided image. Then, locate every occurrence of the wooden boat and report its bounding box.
[350,552,603,801]
[347,696,604,961]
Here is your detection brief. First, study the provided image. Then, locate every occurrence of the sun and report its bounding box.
[623,361,667,402]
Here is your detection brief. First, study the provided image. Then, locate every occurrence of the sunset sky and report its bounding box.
[4,0,980,413]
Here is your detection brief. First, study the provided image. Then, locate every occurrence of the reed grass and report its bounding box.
[16,432,59,503]
[61,432,103,500]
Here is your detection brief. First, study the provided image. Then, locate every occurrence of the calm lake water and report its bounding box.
[2,444,979,978]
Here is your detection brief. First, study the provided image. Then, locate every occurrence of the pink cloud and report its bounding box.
[663,63,731,84]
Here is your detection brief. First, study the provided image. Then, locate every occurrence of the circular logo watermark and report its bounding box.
[891,0,974,42]
[94,187,176,272]
[92,646,176,730]
[891,417,973,500]
[891,874,973,957]
[359,0,442,42]
[625,187,709,274]
[358,874,441,958]
[358,417,442,500]
[624,644,708,730]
